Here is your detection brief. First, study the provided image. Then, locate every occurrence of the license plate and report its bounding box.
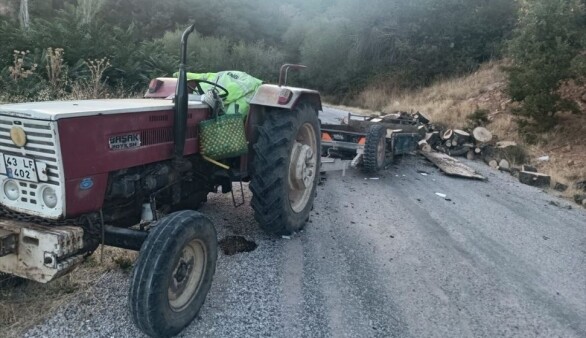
[4,154,38,182]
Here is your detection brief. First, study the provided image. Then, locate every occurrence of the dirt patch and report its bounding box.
[219,236,257,256]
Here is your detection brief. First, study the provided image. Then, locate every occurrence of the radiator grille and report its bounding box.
[0,116,64,219]
[140,126,198,146]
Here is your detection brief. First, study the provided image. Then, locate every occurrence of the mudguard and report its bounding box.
[249,84,322,111]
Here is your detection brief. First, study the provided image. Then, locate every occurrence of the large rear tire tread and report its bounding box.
[363,124,387,173]
[129,210,217,338]
[250,104,320,235]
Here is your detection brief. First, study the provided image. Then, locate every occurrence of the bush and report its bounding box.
[466,109,490,129]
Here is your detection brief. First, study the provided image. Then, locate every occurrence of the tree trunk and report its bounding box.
[19,0,30,29]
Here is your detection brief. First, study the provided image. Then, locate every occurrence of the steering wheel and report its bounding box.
[187,79,229,100]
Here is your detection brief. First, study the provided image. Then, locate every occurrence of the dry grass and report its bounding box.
[354,62,508,129]
[354,61,586,202]
[0,247,137,337]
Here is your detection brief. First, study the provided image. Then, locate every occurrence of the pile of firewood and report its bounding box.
[416,119,529,172]
[415,117,556,189]
[419,126,495,158]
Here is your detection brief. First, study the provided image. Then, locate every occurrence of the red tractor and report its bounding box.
[0,25,321,337]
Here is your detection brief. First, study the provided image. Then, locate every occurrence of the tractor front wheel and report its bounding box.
[250,104,321,235]
[129,210,217,338]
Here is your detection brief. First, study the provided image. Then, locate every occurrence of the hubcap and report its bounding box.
[168,239,206,312]
[288,123,317,213]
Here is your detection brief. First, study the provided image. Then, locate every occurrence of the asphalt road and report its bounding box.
[24,108,586,338]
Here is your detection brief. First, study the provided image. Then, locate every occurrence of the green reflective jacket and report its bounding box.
[175,71,262,115]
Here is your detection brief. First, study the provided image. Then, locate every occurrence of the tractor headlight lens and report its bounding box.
[3,180,20,201]
[42,187,57,208]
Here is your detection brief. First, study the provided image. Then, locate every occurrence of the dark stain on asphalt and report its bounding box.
[219,236,258,256]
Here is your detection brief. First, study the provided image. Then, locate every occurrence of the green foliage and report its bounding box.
[506,0,586,133]
[0,1,285,99]
[0,0,529,102]
[466,109,490,129]
[297,0,517,95]
[299,18,355,93]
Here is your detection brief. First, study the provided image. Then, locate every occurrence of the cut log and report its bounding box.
[496,141,517,149]
[425,132,441,148]
[498,159,510,171]
[475,147,482,154]
[519,171,551,188]
[467,149,475,160]
[489,160,499,169]
[453,129,470,143]
[446,140,453,148]
[418,140,432,152]
[472,127,493,143]
[448,146,470,157]
[482,145,497,165]
[420,151,486,180]
[442,129,453,140]
[481,143,526,168]
[509,166,521,178]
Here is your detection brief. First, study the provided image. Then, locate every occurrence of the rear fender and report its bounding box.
[249,84,322,112]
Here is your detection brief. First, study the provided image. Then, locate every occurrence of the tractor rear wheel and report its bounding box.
[129,210,217,338]
[363,124,387,173]
[250,104,320,235]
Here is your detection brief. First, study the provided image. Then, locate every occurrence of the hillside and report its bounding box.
[353,62,586,202]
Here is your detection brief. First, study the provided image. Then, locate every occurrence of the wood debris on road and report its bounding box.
[420,151,486,180]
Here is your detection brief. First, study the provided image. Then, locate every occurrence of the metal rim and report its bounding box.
[168,238,206,312]
[376,136,385,168]
[288,122,318,213]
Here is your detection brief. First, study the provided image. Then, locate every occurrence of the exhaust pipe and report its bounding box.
[174,24,196,162]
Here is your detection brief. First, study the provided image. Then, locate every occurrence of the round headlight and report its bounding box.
[42,187,58,208]
[3,180,20,201]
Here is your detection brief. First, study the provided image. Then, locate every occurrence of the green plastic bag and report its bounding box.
[199,113,248,160]
[174,71,262,116]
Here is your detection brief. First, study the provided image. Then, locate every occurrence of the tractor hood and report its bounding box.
[0,99,207,121]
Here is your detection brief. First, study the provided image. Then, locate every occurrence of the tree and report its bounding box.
[507,0,585,133]
[76,0,105,25]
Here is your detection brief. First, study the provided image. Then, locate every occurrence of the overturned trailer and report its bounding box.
[320,113,421,173]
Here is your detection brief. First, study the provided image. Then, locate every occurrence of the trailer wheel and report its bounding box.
[129,210,217,338]
[250,104,320,235]
[363,124,387,173]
